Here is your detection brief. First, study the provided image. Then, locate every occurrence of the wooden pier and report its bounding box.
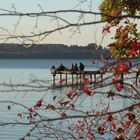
[51,70,139,88]
[51,70,103,88]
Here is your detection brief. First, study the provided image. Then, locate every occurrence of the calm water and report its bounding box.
[0,59,97,140]
[0,59,128,140]
[0,59,102,82]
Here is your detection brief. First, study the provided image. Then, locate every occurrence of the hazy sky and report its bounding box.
[0,0,112,47]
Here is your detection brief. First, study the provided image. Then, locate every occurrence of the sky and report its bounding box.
[0,0,113,47]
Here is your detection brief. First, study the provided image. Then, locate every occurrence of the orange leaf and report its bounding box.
[111,122,116,130]
[46,104,55,110]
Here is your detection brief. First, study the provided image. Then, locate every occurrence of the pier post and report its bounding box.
[101,74,103,85]
[65,73,67,86]
[72,73,74,86]
[90,74,92,84]
[94,74,96,84]
[52,74,56,88]
[76,74,78,85]
[79,73,82,86]
[60,73,62,87]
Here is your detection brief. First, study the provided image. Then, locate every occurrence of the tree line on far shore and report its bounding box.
[0,43,109,59]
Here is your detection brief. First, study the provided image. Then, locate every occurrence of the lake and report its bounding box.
[0,59,130,140]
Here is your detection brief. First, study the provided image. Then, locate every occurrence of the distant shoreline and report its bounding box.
[0,43,110,59]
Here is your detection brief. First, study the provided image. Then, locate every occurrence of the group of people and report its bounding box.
[71,62,84,71]
[51,62,85,72]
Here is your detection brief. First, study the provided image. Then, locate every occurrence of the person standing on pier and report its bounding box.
[74,63,79,71]
[79,62,85,71]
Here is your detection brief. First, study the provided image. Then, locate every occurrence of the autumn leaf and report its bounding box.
[130,39,139,50]
[98,126,105,135]
[102,25,111,33]
[111,122,116,130]
[46,104,55,110]
[27,114,33,120]
[28,108,34,113]
[82,86,91,96]
[61,112,67,119]
[125,111,135,121]
[107,90,115,98]
[135,129,140,137]
[81,77,89,84]
[107,114,113,122]
[34,99,43,109]
[66,92,77,99]
[117,128,124,134]
[17,113,23,119]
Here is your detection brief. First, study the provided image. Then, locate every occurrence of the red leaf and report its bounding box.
[82,86,91,96]
[81,77,89,84]
[17,113,23,119]
[120,121,128,128]
[102,25,111,33]
[117,128,124,134]
[27,114,33,120]
[61,112,67,119]
[107,114,113,122]
[130,39,139,50]
[125,112,135,121]
[66,92,77,99]
[135,129,140,137]
[28,108,34,113]
[34,99,43,109]
[98,126,105,135]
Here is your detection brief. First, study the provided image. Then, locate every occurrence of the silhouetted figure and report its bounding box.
[58,63,66,71]
[71,63,75,71]
[79,62,84,71]
[51,65,56,76]
[51,65,56,70]
[74,63,79,71]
